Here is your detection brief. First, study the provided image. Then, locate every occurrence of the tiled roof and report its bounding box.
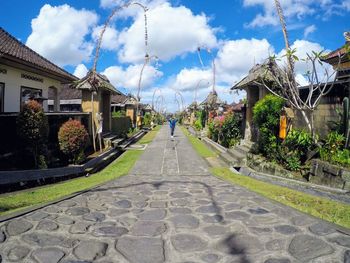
[322,43,349,65]
[0,27,77,82]
[48,85,82,100]
[111,93,128,104]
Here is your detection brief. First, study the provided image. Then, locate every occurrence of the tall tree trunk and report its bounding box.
[274,0,295,76]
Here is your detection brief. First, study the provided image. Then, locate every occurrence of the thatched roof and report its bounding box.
[199,90,224,107]
[232,59,283,90]
[70,70,118,93]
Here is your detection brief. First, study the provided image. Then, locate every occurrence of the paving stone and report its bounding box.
[203,225,229,236]
[274,225,299,235]
[170,192,191,198]
[344,250,350,263]
[217,234,263,255]
[248,227,272,234]
[0,231,6,243]
[247,207,269,215]
[134,201,148,208]
[114,200,132,208]
[150,201,167,208]
[116,237,164,263]
[26,211,49,221]
[66,207,90,216]
[225,211,250,220]
[290,215,315,226]
[116,217,138,228]
[93,226,128,237]
[200,253,220,263]
[36,220,59,231]
[169,207,192,214]
[309,222,336,236]
[108,208,129,216]
[138,209,166,220]
[289,235,335,261]
[32,247,65,263]
[22,233,78,248]
[202,214,224,223]
[170,214,199,228]
[196,199,211,205]
[7,246,30,261]
[195,205,220,214]
[171,234,207,252]
[171,199,190,206]
[83,212,106,222]
[131,221,166,236]
[69,222,91,234]
[224,203,242,211]
[264,258,291,263]
[74,241,108,261]
[58,200,77,207]
[56,216,75,225]
[6,219,33,236]
[328,235,350,248]
[265,239,286,251]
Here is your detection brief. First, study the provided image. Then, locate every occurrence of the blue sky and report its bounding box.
[1,0,349,112]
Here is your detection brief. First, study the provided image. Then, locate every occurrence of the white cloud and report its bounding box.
[26,4,98,66]
[92,25,119,51]
[243,0,347,27]
[117,2,218,63]
[277,40,334,85]
[216,38,274,85]
[73,64,89,78]
[303,25,317,38]
[102,64,163,91]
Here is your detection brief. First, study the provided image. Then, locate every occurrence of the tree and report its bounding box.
[257,1,349,139]
[16,100,49,168]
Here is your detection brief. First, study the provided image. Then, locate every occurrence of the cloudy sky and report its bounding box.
[1,0,349,112]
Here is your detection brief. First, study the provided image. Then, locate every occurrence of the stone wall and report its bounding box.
[293,102,341,138]
[309,159,350,190]
[111,116,132,137]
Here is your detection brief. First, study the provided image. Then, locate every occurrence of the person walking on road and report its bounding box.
[169,116,177,139]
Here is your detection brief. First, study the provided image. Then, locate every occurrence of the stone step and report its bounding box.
[233,144,251,155]
[227,148,246,160]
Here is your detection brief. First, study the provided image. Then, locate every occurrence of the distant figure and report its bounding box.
[169,117,177,139]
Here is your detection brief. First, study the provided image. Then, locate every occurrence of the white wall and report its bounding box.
[0,64,62,112]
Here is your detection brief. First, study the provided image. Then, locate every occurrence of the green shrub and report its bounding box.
[58,119,89,164]
[143,112,152,127]
[194,119,202,131]
[253,94,284,157]
[320,131,349,167]
[220,113,242,148]
[112,110,126,118]
[16,100,49,168]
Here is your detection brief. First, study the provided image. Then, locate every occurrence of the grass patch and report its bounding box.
[181,126,350,229]
[180,126,216,158]
[0,127,161,217]
[138,125,161,144]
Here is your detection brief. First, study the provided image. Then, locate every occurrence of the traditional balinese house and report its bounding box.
[70,71,117,133]
[199,90,225,119]
[125,95,138,125]
[0,27,77,112]
[48,85,82,112]
[111,93,129,113]
[231,59,279,141]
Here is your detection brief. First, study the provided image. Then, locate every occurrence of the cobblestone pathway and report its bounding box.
[1,126,350,263]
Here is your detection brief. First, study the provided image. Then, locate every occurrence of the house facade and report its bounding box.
[0,27,77,113]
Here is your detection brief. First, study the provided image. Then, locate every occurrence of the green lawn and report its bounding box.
[182,126,350,229]
[0,126,160,217]
[180,126,216,158]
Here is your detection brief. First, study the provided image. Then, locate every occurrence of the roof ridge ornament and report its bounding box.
[344,31,350,42]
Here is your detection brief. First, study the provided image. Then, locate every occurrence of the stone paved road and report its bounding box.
[1,126,350,263]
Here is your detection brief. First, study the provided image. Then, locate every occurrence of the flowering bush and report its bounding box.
[58,119,89,164]
[208,114,242,147]
[16,100,48,168]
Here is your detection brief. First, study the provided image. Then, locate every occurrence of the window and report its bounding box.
[21,86,42,108]
[0,83,4,112]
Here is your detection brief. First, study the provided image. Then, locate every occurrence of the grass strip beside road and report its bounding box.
[0,126,160,217]
[182,126,350,229]
[180,126,216,158]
